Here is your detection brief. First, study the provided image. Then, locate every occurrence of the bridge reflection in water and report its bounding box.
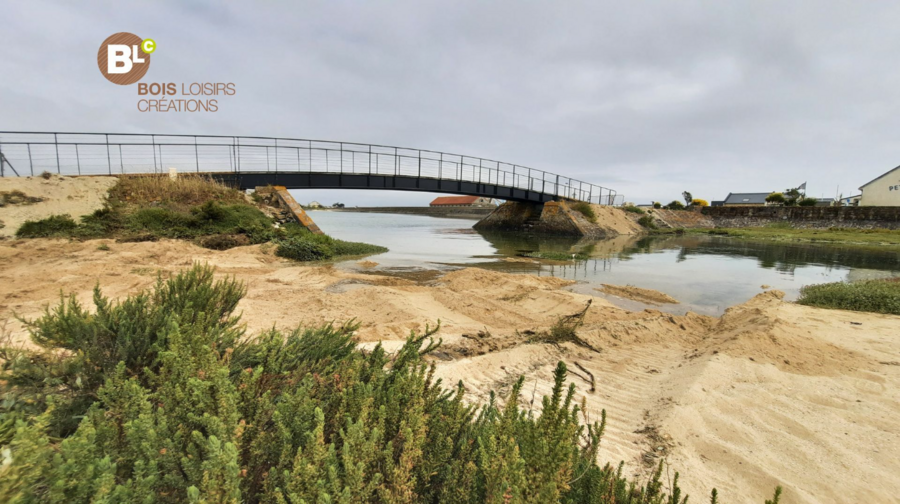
[0,132,621,205]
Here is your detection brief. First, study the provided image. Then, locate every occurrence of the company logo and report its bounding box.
[96,32,235,112]
[97,32,156,85]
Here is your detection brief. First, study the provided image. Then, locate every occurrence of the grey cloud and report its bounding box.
[2,0,898,205]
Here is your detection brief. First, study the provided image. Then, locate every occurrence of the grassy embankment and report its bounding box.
[0,263,788,503]
[647,221,900,246]
[797,278,900,315]
[692,226,900,245]
[13,175,386,261]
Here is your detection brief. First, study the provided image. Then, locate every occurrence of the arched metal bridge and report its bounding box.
[0,132,621,205]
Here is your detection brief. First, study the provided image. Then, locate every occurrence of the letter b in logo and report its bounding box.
[107,44,145,74]
[98,33,151,85]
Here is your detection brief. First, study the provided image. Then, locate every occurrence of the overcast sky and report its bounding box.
[2,1,897,205]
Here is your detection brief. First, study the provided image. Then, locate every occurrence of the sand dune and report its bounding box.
[1,238,897,503]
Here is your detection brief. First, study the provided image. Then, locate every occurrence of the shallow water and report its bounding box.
[309,210,900,315]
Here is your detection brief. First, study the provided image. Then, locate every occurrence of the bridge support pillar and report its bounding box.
[474,200,612,237]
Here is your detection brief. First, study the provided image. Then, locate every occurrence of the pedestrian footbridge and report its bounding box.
[0,132,621,205]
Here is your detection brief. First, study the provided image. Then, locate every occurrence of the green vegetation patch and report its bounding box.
[0,264,728,502]
[686,226,900,246]
[570,201,597,223]
[16,202,274,243]
[275,224,388,261]
[13,175,386,260]
[15,214,78,238]
[637,215,657,229]
[623,205,645,214]
[797,278,900,315]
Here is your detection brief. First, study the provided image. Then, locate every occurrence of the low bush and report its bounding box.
[797,279,900,315]
[638,215,657,229]
[15,214,78,238]
[571,201,597,223]
[798,198,817,206]
[0,264,710,503]
[275,225,387,261]
[623,205,645,214]
[275,234,334,261]
[691,199,709,207]
[653,202,662,209]
[664,200,685,210]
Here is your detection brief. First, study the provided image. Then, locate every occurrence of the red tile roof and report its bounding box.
[430,196,482,206]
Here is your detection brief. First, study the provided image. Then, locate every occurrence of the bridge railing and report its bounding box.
[0,132,620,205]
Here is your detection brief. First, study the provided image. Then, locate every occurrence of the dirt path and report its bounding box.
[1,238,898,503]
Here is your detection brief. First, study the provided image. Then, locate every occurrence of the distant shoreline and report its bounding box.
[310,206,495,220]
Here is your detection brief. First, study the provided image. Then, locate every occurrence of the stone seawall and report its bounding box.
[701,206,900,229]
[324,206,494,219]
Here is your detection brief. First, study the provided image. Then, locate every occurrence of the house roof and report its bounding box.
[860,165,900,190]
[430,196,482,205]
[723,192,770,204]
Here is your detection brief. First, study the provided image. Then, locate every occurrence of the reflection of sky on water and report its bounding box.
[308,211,900,316]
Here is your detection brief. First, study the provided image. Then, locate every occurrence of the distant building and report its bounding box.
[722,193,770,206]
[841,194,862,206]
[307,201,323,209]
[859,165,900,206]
[429,196,495,207]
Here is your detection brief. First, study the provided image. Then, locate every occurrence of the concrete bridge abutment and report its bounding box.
[474,200,611,237]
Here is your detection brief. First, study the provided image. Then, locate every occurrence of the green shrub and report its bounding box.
[74,208,121,238]
[0,264,711,503]
[653,202,662,209]
[798,198,817,206]
[797,279,900,315]
[15,214,78,238]
[766,193,785,204]
[664,200,685,210]
[638,215,657,229]
[275,234,334,261]
[275,226,387,261]
[623,205,645,214]
[571,201,597,223]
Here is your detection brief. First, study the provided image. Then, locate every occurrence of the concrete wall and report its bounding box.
[860,167,900,206]
[701,205,900,229]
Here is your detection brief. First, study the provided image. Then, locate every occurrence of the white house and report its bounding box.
[859,165,900,206]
